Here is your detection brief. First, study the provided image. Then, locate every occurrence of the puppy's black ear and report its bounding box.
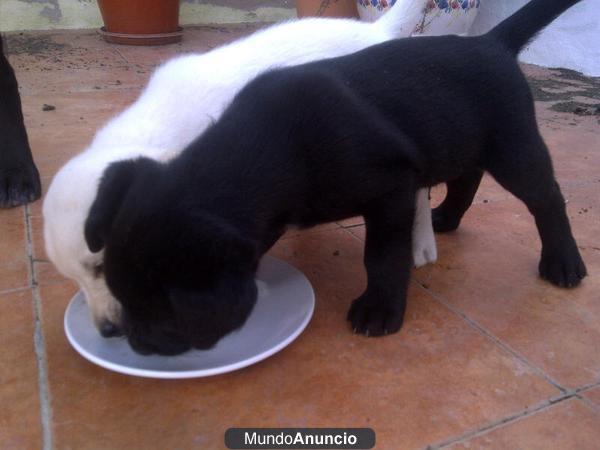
[85,158,158,253]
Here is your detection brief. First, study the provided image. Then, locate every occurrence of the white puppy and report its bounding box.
[43,0,437,336]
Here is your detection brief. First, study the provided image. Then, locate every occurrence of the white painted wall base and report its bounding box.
[470,0,600,76]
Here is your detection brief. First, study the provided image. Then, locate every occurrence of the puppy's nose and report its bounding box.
[99,320,124,338]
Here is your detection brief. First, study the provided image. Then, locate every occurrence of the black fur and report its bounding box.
[0,35,41,208]
[86,0,587,355]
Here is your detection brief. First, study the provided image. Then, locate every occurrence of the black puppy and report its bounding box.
[86,0,587,355]
[0,35,41,208]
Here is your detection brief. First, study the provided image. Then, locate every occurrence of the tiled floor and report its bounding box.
[1,26,599,450]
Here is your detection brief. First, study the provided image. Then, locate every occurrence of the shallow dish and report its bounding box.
[64,256,314,379]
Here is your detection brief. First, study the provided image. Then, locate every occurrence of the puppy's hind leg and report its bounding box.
[432,169,483,233]
[412,188,437,267]
[348,182,416,337]
[487,132,586,288]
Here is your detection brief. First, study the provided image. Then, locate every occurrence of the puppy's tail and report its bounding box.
[488,0,582,54]
[373,0,427,38]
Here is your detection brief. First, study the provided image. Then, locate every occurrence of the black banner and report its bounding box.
[225,428,375,449]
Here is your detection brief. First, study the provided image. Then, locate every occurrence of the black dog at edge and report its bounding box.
[0,34,41,208]
[86,0,587,355]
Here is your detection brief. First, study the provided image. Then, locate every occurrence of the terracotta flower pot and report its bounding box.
[296,0,359,19]
[97,0,183,46]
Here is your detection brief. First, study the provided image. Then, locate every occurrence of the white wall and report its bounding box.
[470,0,600,76]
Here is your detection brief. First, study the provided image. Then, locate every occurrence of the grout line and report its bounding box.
[24,204,53,450]
[340,225,365,238]
[0,285,32,296]
[110,46,130,65]
[574,380,600,393]
[112,47,130,65]
[429,394,575,449]
[575,393,600,414]
[338,222,365,230]
[574,382,600,414]
[22,205,35,289]
[412,280,567,394]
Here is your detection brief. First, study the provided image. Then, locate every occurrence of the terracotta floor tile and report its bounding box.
[35,261,70,287]
[581,386,600,410]
[182,23,268,49]
[561,179,600,250]
[337,216,365,227]
[280,222,340,240]
[40,230,558,450]
[5,30,122,55]
[113,24,265,67]
[346,223,365,241]
[0,258,29,294]
[4,32,146,96]
[413,199,600,389]
[540,115,600,184]
[21,90,141,135]
[6,36,127,74]
[0,207,29,293]
[112,43,195,69]
[0,289,43,449]
[29,215,47,262]
[21,91,143,180]
[430,174,514,209]
[14,65,148,96]
[446,399,600,450]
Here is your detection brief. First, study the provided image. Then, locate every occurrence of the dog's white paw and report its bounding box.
[412,235,437,268]
[412,188,437,268]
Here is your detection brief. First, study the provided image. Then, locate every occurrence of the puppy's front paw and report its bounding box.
[539,249,587,288]
[0,162,41,208]
[347,294,404,337]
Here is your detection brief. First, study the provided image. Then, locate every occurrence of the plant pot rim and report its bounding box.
[99,26,183,46]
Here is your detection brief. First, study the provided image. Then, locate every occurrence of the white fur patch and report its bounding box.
[412,188,437,267]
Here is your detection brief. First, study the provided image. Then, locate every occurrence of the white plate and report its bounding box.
[64,256,314,379]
